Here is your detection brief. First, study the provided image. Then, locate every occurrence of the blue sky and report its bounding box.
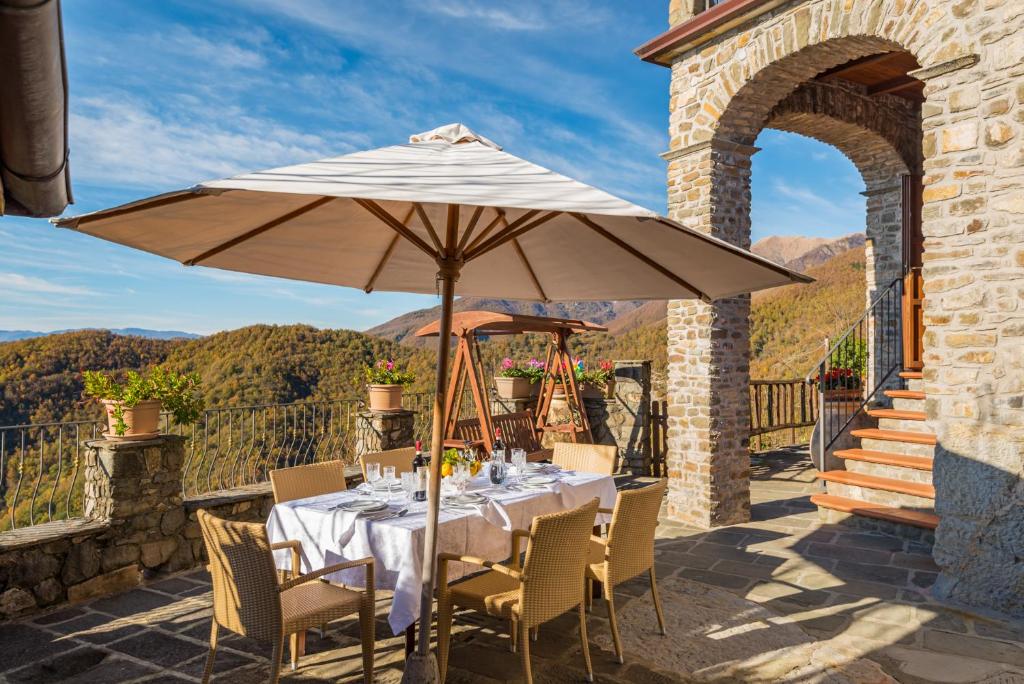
[0,1,864,335]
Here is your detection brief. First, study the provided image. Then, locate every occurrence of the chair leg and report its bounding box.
[578,602,594,683]
[289,630,305,671]
[509,617,518,653]
[360,597,375,684]
[530,625,539,641]
[519,620,533,684]
[649,567,667,636]
[269,636,284,684]
[201,621,218,684]
[437,597,454,683]
[585,578,593,611]
[605,588,624,664]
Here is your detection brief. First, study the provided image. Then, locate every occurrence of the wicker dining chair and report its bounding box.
[269,460,348,504]
[552,442,617,476]
[586,479,668,663]
[196,509,375,683]
[358,446,415,481]
[436,498,600,684]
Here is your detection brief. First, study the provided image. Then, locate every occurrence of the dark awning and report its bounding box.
[0,0,72,217]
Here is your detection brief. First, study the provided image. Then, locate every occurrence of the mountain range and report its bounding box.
[0,328,201,343]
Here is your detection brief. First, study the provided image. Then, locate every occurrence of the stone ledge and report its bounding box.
[183,483,274,511]
[83,434,188,451]
[0,518,108,552]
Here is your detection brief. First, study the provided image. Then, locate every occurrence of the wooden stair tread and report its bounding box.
[885,389,925,400]
[852,427,937,445]
[818,470,935,498]
[811,494,939,530]
[899,370,924,380]
[867,408,927,421]
[834,448,933,471]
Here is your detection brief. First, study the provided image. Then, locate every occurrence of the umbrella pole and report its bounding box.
[408,258,458,678]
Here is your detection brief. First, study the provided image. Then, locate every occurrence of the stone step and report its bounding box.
[885,389,925,401]
[835,448,933,471]
[819,470,935,499]
[851,428,937,446]
[891,396,925,412]
[860,438,935,458]
[843,456,934,484]
[811,493,939,530]
[866,408,926,421]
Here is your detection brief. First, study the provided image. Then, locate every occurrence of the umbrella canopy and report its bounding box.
[54,123,807,302]
[53,123,811,676]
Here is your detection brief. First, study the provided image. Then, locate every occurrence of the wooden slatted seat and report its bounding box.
[447,411,552,462]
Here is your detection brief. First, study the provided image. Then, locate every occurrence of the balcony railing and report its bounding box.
[0,392,458,531]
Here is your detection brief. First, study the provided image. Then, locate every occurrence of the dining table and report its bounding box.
[266,463,617,642]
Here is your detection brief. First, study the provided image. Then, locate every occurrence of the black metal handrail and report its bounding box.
[805,278,903,464]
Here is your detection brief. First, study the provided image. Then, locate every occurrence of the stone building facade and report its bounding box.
[647,0,1024,616]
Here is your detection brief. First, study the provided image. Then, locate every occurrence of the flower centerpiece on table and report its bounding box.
[440,447,481,478]
[493,357,545,399]
[364,358,416,412]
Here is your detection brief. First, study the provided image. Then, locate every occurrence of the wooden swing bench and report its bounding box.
[415,310,606,461]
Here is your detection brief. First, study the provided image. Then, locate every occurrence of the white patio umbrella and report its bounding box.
[54,123,811,679]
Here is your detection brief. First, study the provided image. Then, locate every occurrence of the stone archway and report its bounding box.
[656,0,1024,619]
[664,38,925,529]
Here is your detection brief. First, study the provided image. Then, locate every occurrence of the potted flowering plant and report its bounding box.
[816,338,867,402]
[364,358,415,411]
[494,357,545,399]
[577,359,616,399]
[83,367,204,440]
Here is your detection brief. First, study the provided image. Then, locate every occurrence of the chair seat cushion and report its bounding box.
[282,581,363,632]
[449,570,520,619]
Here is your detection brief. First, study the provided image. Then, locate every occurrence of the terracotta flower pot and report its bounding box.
[494,376,532,399]
[101,399,162,440]
[367,384,404,412]
[580,379,615,400]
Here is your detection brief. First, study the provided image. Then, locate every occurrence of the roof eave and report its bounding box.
[634,0,791,66]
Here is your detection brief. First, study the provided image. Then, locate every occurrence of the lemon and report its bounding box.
[441,462,453,478]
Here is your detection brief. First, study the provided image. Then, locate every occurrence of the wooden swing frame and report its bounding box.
[414,310,606,455]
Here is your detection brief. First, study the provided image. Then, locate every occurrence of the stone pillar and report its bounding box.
[84,435,188,576]
[586,361,652,475]
[664,141,755,528]
[355,409,416,457]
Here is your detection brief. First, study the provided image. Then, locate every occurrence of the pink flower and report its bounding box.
[501,357,514,370]
[528,358,545,369]
[386,359,395,371]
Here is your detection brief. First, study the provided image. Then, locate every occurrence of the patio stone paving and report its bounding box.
[3,446,1024,682]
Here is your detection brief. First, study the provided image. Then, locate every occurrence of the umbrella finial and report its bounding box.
[409,123,502,150]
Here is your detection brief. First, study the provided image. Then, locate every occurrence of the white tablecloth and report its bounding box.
[266,468,617,634]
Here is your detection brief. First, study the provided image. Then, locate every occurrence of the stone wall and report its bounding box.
[0,436,277,618]
[354,409,416,456]
[658,0,1024,615]
[586,361,653,475]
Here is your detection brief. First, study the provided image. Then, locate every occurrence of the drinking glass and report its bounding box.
[511,448,527,483]
[454,462,470,496]
[401,471,417,503]
[366,462,381,500]
[383,465,397,501]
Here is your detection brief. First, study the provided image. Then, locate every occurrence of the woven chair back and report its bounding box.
[359,446,416,481]
[270,460,348,503]
[520,497,599,626]
[606,480,667,584]
[197,509,282,643]
[552,442,617,476]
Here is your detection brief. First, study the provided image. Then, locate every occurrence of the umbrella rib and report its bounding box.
[464,210,560,262]
[413,202,444,254]
[462,209,505,256]
[456,205,486,255]
[512,238,548,302]
[363,205,415,293]
[353,198,438,259]
[60,190,206,228]
[570,213,710,301]
[183,195,335,266]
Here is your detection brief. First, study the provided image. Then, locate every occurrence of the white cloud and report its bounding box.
[0,272,97,296]
[154,25,268,69]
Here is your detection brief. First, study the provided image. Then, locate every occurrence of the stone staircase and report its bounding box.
[811,371,938,539]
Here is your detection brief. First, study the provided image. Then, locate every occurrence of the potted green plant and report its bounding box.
[817,339,868,403]
[494,357,545,399]
[364,359,416,411]
[83,367,204,440]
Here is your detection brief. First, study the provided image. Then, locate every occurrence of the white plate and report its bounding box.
[522,475,557,486]
[337,500,389,513]
[444,493,487,505]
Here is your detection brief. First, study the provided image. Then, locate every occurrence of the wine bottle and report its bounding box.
[493,427,506,459]
[412,439,427,502]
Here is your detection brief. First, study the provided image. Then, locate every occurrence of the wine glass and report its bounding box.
[453,462,470,496]
[511,448,527,484]
[366,462,381,500]
[383,465,397,502]
[401,471,417,503]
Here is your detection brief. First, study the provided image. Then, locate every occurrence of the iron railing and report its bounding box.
[806,278,903,465]
[0,391,468,531]
[750,379,818,437]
